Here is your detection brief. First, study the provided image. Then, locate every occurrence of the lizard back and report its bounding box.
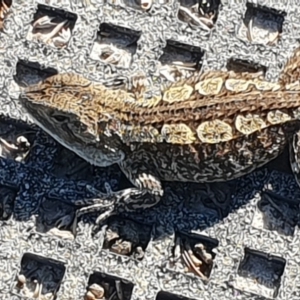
[22,72,300,147]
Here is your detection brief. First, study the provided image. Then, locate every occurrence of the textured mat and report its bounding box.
[0,0,300,299]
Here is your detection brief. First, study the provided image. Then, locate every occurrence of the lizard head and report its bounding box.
[19,73,125,167]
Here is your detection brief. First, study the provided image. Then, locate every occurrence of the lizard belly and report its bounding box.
[137,125,288,183]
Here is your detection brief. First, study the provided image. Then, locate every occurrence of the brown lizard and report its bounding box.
[18,47,300,232]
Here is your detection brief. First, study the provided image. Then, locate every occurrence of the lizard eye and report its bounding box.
[52,114,69,122]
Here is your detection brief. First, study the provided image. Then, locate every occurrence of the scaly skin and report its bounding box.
[18,47,300,231]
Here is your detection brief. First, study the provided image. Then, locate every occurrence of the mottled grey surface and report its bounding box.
[1,0,300,299]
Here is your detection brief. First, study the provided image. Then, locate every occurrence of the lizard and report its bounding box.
[18,47,300,232]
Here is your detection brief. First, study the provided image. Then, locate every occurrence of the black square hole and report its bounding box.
[158,40,204,81]
[156,291,197,300]
[170,231,218,283]
[27,4,77,48]
[86,272,134,300]
[226,57,267,74]
[177,0,220,30]
[14,60,58,87]
[13,253,66,299]
[90,23,141,69]
[106,0,153,12]
[35,197,75,235]
[237,3,286,46]
[0,114,36,165]
[0,0,12,30]
[0,183,18,220]
[237,248,286,298]
[252,191,299,236]
[102,216,152,261]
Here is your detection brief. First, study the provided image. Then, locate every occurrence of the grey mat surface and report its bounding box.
[0,0,300,299]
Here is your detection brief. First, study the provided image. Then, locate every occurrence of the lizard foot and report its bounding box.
[71,183,161,235]
[289,130,300,187]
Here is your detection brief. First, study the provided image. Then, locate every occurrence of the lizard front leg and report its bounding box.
[69,153,163,234]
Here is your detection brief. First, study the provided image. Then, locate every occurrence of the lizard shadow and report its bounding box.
[167,146,299,238]
[118,145,300,241]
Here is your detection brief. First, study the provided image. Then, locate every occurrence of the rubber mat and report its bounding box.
[0,0,300,299]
